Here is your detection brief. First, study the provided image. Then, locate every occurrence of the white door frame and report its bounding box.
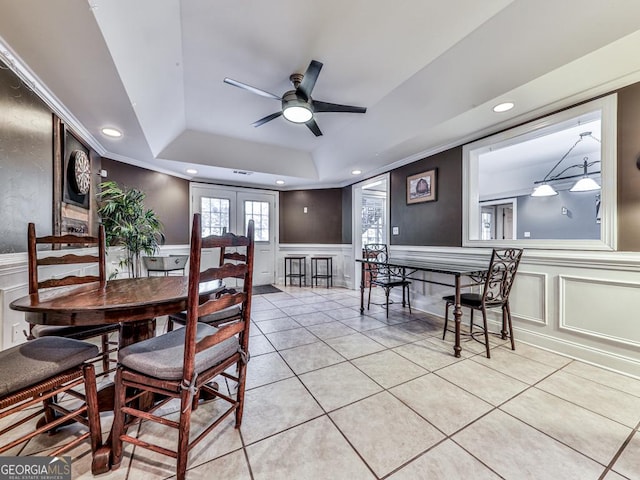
[352,173,390,290]
[190,183,279,285]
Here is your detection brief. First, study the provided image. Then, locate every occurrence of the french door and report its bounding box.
[191,184,276,286]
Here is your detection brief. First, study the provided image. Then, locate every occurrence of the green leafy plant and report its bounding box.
[97,180,164,278]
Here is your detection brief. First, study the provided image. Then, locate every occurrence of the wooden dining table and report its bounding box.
[9,275,224,474]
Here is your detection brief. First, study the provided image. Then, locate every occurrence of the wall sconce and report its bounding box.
[531,131,601,197]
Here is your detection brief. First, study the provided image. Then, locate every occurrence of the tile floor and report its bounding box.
[6,286,640,479]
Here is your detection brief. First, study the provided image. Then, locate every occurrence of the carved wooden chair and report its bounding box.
[0,336,102,465]
[364,243,411,317]
[27,223,119,374]
[111,214,254,480]
[442,248,523,358]
[165,237,242,332]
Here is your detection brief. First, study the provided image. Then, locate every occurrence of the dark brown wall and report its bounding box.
[100,159,190,244]
[617,83,640,251]
[390,147,463,246]
[0,62,53,253]
[342,185,352,244]
[280,189,343,243]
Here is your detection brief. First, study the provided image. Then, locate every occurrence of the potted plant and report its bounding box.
[97,180,164,278]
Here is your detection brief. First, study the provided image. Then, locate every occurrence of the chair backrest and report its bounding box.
[481,248,523,305]
[363,243,391,278]
[28,222,106,294]
[182,213,254,383]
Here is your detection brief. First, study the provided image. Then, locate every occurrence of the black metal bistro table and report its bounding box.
[357,257,489,358]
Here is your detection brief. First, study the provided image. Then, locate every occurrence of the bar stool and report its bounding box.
[284,256,307,286]
[311,256,333,288]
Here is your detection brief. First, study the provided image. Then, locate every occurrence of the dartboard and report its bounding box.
[69,150,91,195]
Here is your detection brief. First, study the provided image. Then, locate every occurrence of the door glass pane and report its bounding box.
[244,200,269,241]
[200,197,230,236]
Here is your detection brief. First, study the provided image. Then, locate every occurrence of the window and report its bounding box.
[244,200,269,241]
[463,95,617,250]
[200,197,230,236]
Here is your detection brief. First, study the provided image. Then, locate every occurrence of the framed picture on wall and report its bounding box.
[407,169,437,204]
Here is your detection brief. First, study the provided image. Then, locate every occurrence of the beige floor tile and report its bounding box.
[387,439,501,479]
[251,308,288,322]
[393,339,465,371]
[472,347,559,384]
[612,430,640,479]
[324,332,386,359]
[279,341,345,374]
[265,327,318,350]
[245,351,294,390]
[393,318,442,337]
[249,297,277,311]
[330,392,444,477]
[306,321,357,340]
[247,416,375,480]
[454,410,605,480]
[324,307,363,321]
[174,449,251,480]
[339,315,389,332]
[537,370,640,428]
[603,471,629,480]
[501,387,631,464]
[280,304,321,316]
[248,334,275,357]
[241,377,323,445]
[436,359,528,406]
[352,350,427,388]
[562,361,640,397]
[253,316,300,334]
[391,374,493,434]
[291,311,334,326]
[310,300,344,311]
[300,362,382,411]
[500,341,573,369]
[363,325,423,348]
[268,298,304,309]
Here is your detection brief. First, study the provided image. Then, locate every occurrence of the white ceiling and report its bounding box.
[2,0,640,189]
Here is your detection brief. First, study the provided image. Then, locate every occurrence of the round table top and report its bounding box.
[10,276,223,326]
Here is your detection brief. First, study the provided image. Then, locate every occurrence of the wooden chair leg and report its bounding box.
[481,307,490,358]
[235,360,248,428]
[177,390,193,480]
[100,334,110,373]
[110,368,126,469]
[83,363,102,454]
[166,318,174,332]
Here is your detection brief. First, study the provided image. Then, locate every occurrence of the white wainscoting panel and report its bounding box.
[559,275,640,348]
[510,271,547,325]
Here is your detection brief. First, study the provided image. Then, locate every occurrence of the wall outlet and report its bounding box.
[524,231,531,238]
[392,226,399,235]
[11,323,22,343]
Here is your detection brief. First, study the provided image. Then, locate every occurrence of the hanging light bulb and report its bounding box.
[531,184,558,197]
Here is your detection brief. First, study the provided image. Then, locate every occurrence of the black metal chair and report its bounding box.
[442,248,523,358]
[364,243,411,318]
[27,223,119,374]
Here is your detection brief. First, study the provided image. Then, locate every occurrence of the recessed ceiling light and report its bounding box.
[493,102,514,113]
[275,179,285,185]
[101,127,122,138]
[351,169,362,175]
[186,168,198,175]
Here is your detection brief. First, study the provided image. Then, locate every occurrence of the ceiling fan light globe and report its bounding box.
[570,177,601,192]
[283,105,313,123]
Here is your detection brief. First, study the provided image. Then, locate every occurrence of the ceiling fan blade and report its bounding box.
[224,78,281,100]
[313,100,367,114]
[252,111,282,127]
[305,118,323,137]
[298,60,323,100]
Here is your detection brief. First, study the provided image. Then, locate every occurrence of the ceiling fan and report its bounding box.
[223,60,367,136]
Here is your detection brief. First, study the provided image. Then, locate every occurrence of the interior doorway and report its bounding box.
[352,174,390,289]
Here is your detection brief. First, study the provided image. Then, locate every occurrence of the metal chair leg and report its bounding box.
[506,303,515,350]
[443,301,451,339]
[481,307,490,358]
